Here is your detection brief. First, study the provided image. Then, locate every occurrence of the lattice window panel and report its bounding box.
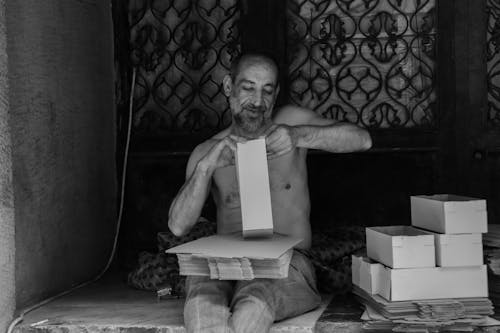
[487,0,500,127]
[286,0,436,129]
[128,0,241,135]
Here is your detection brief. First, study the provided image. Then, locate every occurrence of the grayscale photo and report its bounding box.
[1,1,500,333]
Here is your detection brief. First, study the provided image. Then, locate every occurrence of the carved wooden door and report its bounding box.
[438,0,500,225]
[117,0,439,151]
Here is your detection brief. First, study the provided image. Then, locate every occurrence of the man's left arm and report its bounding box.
[266,105,372,158]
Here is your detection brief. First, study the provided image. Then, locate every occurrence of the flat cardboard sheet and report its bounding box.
[235,138,274,238]
[165,233,302,259]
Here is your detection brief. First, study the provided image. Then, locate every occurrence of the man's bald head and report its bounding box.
[223,52,281,137]
[230,53,280,82]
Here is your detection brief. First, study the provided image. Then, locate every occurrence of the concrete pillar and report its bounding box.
[0,0,15,329]
[5,0,116,310]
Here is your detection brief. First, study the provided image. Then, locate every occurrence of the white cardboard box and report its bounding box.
[352,255,384,295]
[411,195,488,234]
[433,233,483,267]
[366,226,435,269]
[236,138,274,238]
[378,265,488,301]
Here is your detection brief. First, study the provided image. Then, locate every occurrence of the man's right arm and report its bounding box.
[167,136,239,236]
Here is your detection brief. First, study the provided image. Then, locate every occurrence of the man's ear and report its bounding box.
[222,75,232,97]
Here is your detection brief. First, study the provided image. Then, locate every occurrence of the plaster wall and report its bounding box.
[6,0,116,308]
[0,0,15,329]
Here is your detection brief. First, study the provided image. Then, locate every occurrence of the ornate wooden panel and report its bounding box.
[128,0,241,137]
[286,0,437,129]
[487,0,500,127]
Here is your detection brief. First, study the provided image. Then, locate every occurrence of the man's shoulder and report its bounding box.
[273,104,337,127]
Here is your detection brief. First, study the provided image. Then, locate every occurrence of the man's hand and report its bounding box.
[265,124,298,159]
[198,135,246,172]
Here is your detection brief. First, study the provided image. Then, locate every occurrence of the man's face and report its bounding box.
[224,60,279,135]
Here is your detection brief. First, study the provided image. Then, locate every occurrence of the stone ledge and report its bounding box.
[13,276,364,333]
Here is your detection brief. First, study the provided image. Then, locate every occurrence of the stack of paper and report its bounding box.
[207,257,253,280]
[360,304,497,332]
[354,286,497,332]
[177,254,210,276]
[195,251,293,280]
[166,233,300,280]
[484,224,500,248]
[484,225,500,279]
[482,224,500,307]
[353,286,494,320]
[489,272,500,305]
[485,248,500,275]
[251,251,293,278]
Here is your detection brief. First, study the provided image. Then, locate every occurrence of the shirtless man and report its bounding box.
[168,53,372,333]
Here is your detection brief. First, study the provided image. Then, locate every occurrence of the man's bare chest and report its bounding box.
[212,151,305,208]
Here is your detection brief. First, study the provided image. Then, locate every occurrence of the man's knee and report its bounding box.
[184,278,233,333]
[230,284,275,333]
[184,277,233,321]
[231,281,276,313]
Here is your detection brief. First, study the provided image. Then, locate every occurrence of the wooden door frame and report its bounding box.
[439,0,491,195]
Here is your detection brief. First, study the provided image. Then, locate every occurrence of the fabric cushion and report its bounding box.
[304,225,366,294]
[127,219,216,295]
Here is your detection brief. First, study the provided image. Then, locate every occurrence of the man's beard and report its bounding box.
[234,106,268,134]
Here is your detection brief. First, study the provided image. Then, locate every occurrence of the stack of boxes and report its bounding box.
[484,224,500,303]
[353,194,492,321]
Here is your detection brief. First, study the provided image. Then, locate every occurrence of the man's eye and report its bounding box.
[242,86,253,91]
[264,89,274,95]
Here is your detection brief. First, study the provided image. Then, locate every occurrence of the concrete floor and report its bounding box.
[13,274,362,333]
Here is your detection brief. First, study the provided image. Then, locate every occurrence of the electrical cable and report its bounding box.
[6,67,137,333]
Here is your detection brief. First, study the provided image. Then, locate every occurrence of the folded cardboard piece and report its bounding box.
[235,138,274,238]
[366,226,436,269]
[411,194,488,234]
[352,254,384,295]
[433,233,483,267]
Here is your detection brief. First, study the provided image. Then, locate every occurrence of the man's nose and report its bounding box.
[251,90,263,107]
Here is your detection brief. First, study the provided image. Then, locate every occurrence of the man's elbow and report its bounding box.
[349,126,371,151]
[168,217,185,237]
[361,130,372,150]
